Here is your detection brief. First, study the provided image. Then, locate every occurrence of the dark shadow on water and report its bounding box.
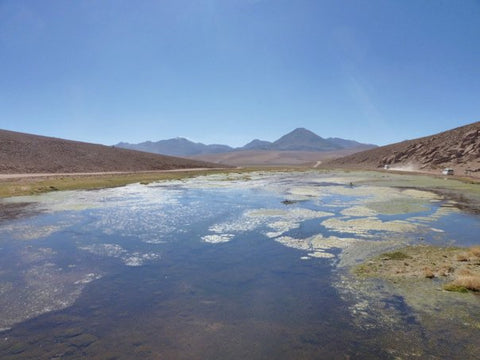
[0,235,395,360]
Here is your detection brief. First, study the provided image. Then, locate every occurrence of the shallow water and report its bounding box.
[0,171,479,359]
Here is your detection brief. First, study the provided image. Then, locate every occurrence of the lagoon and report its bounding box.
[0,171,479,359]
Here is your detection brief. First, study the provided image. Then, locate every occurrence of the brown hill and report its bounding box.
[0,129,220,174]
[189,148,369,166]
[326,122,480,176]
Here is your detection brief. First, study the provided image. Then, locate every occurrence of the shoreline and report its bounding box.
[0,168,235,198]
[0,167,230,180]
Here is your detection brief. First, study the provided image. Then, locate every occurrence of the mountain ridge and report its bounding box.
[117,128,377,157]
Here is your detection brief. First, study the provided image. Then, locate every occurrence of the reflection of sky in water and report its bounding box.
[1,173,478,272]
[0,172,479,359]
[1,173,477,278]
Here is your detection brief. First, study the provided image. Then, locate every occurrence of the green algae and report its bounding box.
[365,198,428,215]
[340,206,377,217]
[274,234,359,260]
[443,284,469,293]
[381,251,412,260]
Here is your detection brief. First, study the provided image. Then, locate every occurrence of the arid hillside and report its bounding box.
[189,148,367,166]
[0,129,219,174]
[326,122,480,176]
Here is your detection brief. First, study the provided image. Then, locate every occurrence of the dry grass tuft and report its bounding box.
[468,246,480,258]
[456,253,470,262]
[455,247,480,263]
[453,275,480,291]
[457,268,473,276]
[423,267,435,279]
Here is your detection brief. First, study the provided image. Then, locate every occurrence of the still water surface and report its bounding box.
[0,171,479,359]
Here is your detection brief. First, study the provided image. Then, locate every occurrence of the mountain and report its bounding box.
[0,130,219,174]
[326,137,377,150]
[240,139,272,150]
[117,128,376,156]
[270,128,341,151]
[117,137,233,157]
[326,121,480,176]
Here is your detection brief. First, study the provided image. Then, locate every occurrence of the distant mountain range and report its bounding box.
[117,128,377,157]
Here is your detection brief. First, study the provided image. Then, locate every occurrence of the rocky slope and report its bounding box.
[0,129,219,174]
[327,122,480,176]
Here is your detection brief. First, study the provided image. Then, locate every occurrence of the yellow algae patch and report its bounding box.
[246,208,334,237]
[205,207,334,243]
[341,206,377,217]
[310,234,357,250]
[275,236,312,251]
[267,220,296,236]
[317,185,439,216]
[308,251,335,259]
[326,185,393,198]
[287,186,326,198]
[365,198,429,215]
[274,234,358,259]
[321,217,418,236]
[401,189,441,201]
[408,204,459,224]
[276,208,334,219]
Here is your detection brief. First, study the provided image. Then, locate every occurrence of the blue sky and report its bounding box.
[1,0,479,147]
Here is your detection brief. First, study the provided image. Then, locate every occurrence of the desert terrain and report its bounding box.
[0,129,219,174]
[189,148,365,166]
[326,121,480,177]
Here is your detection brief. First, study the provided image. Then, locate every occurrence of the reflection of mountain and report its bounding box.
[0,129,218,173]
[327,121,480,175]
[117,127,377,157]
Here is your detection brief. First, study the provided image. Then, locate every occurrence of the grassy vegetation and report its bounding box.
[443,247,480,293]
[442,284,470,293]
[444,275,480,292]
[0,167,302,198]
[381,251,412,260]
[0,170,215,198]
[355,245,480,294]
